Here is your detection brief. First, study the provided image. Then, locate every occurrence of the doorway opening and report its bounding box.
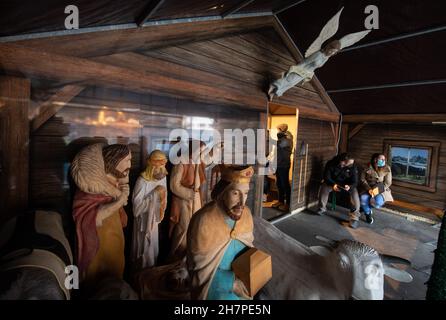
[262,103,299,221]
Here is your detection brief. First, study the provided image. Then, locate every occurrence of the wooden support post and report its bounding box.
[339,124,349,154]
[255,110,268,217]
[0,76,30,223]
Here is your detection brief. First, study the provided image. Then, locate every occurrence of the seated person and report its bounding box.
[359,153,393,224]
[317,153,361,229]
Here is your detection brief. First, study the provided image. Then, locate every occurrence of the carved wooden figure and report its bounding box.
[71,143,131,284]
[132,150,168,270]
[268,7,371,100]
[187,165,259,300]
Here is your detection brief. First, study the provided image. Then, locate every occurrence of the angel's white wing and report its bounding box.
[305,7,344,58]
[339,30,372,49]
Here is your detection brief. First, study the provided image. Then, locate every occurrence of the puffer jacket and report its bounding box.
[276,131,293,168]
[359,164,394,202]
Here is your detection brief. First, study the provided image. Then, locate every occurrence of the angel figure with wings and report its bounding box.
[268,7,371,101]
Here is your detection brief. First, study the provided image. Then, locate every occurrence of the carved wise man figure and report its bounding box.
[132,150,168,271]
[71,143,131,283]
[187,165,255,300]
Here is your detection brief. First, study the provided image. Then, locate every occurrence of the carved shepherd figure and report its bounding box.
[268,7,371,100]
[132,150,168,271]
[71,143,131,284]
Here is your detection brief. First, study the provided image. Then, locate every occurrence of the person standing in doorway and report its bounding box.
[273,124,293,212]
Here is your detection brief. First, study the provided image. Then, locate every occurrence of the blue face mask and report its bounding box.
[377,159,386,167]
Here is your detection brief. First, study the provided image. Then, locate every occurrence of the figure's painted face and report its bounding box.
[153,165,167,180]
[115,152,132,178]
[222,183,250,221]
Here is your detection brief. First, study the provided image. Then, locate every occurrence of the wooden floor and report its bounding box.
[268,206,440,300]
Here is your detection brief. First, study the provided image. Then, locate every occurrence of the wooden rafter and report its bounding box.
[31,85,85,132]
[274,0,308,15]
[222,0,256,18]
[269,102,339,122]
[136,0,166,26]
[343,114,446,124]
[348,123,366,140]
[11,16,273,58]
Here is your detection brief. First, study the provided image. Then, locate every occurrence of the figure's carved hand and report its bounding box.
[154,185,166,199]
[233,277,250,299]
[186,189,196,201]
[155,185,167,220]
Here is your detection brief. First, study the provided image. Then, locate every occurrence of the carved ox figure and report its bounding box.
[253,216,413,300]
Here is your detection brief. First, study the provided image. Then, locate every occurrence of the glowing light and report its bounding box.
[183,116,214,130]
[98,111,106,125]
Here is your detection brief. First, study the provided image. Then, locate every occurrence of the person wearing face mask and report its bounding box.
[132,150,168,271]
[317,153,361,229]
[359,153,393,225]
[187,165,255,300]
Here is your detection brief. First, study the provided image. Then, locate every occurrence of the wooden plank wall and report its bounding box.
[291,118,337,212]
[348,123,446,211]
[139,28,330,112]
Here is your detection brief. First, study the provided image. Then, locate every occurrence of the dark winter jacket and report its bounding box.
[323,157,358,189]
[276,131,293,168]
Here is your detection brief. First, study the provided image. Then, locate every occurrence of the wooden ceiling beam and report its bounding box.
[269,102,339,122]
[222,0,256,18]
[10,16,273,58]
[0,43,266,110]
[273,0,308,15]
[343,114,446,124]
